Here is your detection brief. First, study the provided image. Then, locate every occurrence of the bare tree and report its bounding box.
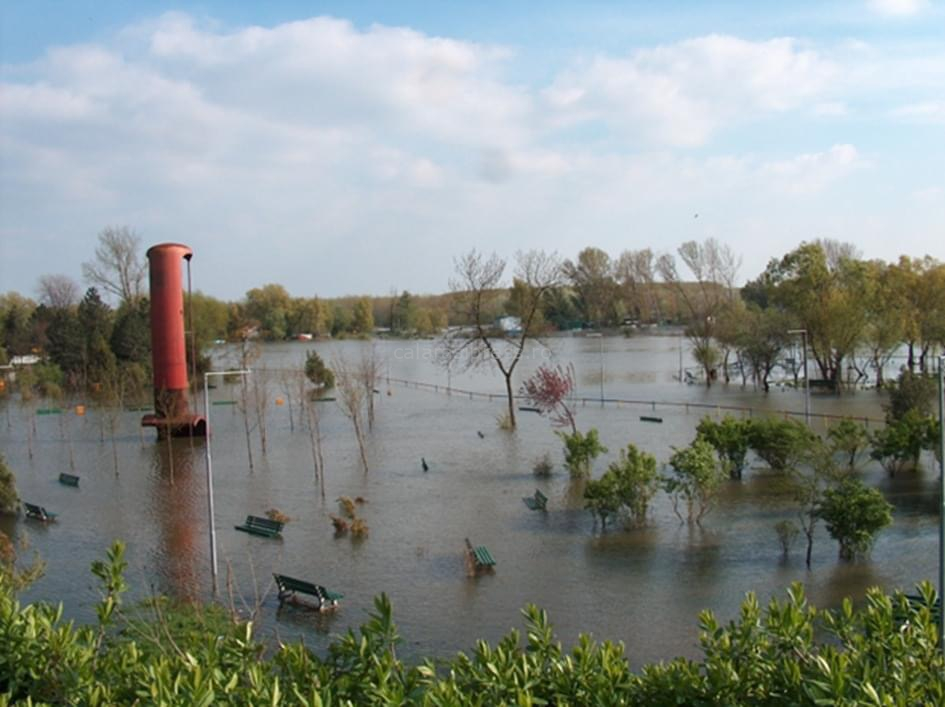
[82,226,147,305]
[37,274,80,309]
[441,249,562,430]
[231,338,261,473]
[277,368,297,433]
[333,355,369,473]
[357,345,383,430]
[297,368,326,500]
[657,239,740,386]
[251,366,271,457]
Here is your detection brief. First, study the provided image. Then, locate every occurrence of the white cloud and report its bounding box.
[545,34,836,147]
[759,144,865,194]
[868,0,930,17]
[0,13,935,298]
[893,100,945,123]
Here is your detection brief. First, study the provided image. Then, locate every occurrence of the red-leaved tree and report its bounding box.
[520,364,577,433]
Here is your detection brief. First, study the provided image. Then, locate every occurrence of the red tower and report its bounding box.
[141,243,206,437]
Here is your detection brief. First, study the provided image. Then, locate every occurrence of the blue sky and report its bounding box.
[1,1,943,301]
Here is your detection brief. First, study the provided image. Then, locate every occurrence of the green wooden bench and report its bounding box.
[58,473,80,487]
[522,489,548,511]
[640,415,663,423]
[465,538,496,572]
[23,502,57,522]
[273,573,343,610]
[235,515,284,538]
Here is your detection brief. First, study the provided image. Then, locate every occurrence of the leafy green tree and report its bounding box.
[352,297,375,335]
[44,306,84,387]
[870,409,935,474]
[0,453,18,514]
[748,417,817,472]
[663,439,726,524]
[562,247,618,326]
[304,350,335,390]
[110,299,150,366]
[584,444,659,529]
[391,290,418,335]
[557,428,606,478]
[0,292,37,356]
[244,284,291,340]
[827,418,869,469]
[885,369,936,420]
[817,477,893,560]
[696,416,752,479]
[786,439,841,568]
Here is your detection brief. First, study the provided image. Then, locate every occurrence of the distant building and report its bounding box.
[495,316,522,335]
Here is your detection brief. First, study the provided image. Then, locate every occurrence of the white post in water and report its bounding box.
[204,369,250,594]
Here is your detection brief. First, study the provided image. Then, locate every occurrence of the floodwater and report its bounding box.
[1,334,940,666]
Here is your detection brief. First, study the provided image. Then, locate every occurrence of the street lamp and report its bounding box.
[788,329,810,425]
[203,369,250,594]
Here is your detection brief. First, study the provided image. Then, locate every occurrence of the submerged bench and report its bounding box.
[273,573,343,610]
[522,489,548,511]
[465,538,496,574]
[235,515,284,538]
[640,415,663,424]
[58,473,80,487]
[23,502,57,522]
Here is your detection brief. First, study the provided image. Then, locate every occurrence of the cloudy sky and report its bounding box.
[1,1,943,301]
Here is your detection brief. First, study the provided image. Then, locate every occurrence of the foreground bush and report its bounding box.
[1,542,943,704]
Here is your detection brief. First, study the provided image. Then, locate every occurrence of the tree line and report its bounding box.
[3,227,944,400]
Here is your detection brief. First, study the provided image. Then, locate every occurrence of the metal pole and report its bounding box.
[203,369,250,595]
[203,372,217,594]
[788,329,811,426]
[938,354,944,652]
[803,331,811,426]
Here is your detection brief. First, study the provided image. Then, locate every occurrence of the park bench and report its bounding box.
[465,538,496,574]
[23,503,57,522]
[58,473,80,487]
[640,415,663,423]
[235,515,284,538]
[522,489,548,511]
[273,573,343,610]
[808,379,838,393]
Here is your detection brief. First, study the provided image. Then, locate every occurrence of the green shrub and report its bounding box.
[557,428,607,478]
[827,418,869,469]
[817,477,893,560]
[0,453,17,514]
[696,415,752,479]
[304,350,335,390]
[584,444,659,529]
[3,545,944,705]
[662,439,727,524]
[748,416,817,472]
[870,410,935,474]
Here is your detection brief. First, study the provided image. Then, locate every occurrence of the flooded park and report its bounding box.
[1,335,940,666]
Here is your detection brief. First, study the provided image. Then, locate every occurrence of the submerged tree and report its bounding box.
[817,477,893,561]
[442,249,562,430]
[333,355,369,473]
[584,444,659,530]
[662,439,726,525]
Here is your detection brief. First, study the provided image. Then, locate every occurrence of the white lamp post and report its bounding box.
[203,369,250,594]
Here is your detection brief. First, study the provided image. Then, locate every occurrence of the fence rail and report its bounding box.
[383,376,885,427]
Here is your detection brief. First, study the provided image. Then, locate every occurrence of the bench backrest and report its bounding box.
[246,515,284,531]
[24,502,43,515]
[59,473,80,485]
[274,574,319,595]
[534,490,547,504]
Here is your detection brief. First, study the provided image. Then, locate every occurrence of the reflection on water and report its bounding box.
[2,335,940,666]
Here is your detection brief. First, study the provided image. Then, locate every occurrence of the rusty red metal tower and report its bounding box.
[141,243,206,437]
